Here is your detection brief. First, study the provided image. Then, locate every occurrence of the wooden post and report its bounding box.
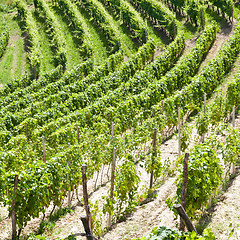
[107,147,116,228]
[231,106,236,175]
[11,174,18,240]
[180,153,189,231]
[174,204,198,234]
[68,143,72,206]
[204,93,207,114]
[202,93,207,143]
[100,165,104,186]
[173,20,176,39]
[107,122,115,180]
[42,136,46,162]
[230,162,236,175]
[80,216,94,240]
[149,128,157,190]
[178,107,181,157]
[81,165,92,233]
[144,28,148,43]
[68,143,71,206]
[232,106,235,128]
[76,124,80,143]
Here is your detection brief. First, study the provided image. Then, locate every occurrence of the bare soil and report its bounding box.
[10,34,21,76]
[208,172,240,240]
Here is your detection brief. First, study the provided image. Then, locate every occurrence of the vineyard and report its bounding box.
[0,0,240,239]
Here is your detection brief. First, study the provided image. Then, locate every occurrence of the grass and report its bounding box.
[36,207,73,236]
[72,4,108,65]
[0,45,14,84]
[50,5,83,71]
[0,10,28,84]
[115,0,166,48]
[89,0,138,56]
[33,11,56,74]
[14,32,26,76]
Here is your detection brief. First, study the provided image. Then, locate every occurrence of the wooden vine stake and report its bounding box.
[230,106,236,175]
[11,174,18,240]
[149,128,157,191]
[232,106,235,128]
[180,153,189,231]
[80,216,94,240]
[68,143,71,206]
[107,122,114,180]
[107,147,117,229]
[81,165,92,233]
[178,107,181,158]
[161,101,165,139]
[144,28,148,45]
[42,136,46,162]
[174,204,198,234]
[173,20,176,39]
[202,93,207,143]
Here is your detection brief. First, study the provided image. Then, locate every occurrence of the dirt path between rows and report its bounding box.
[208,172,240,240]
[10,34,21,76]
[198,21,235,73]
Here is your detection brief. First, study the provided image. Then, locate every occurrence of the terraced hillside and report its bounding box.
[0,0,240,239]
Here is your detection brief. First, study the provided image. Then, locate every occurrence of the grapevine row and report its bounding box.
[0,149,83,230]
[128,0,177,38]
[2,25,204,149]
[0,23,9,59]
[163,0,203,26]
[15,40,154,124]
[74,0,120,53]
[0,51,125,131]
[161,23,240,125]
[15,0,42,79]
[54,0,84,43]
[206,0,233,21]
[121,26,240,146]
[0,60,92,111]
[2,25,216,162]
[33,24,216,144]
[54,0,92,58]
[98,0,147,44]
[226,71,240,110]
[1,40,154,135]
[33,0,67,69]
[0,25,238,236]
